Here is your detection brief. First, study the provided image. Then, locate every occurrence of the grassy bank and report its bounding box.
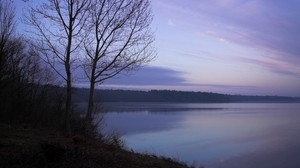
[0,124,190,168]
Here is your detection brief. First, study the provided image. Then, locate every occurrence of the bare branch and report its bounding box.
[83,0,156,120]
[25,0,91,132]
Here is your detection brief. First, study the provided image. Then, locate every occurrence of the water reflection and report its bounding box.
[102,103,300,168]
[102,111,185,135]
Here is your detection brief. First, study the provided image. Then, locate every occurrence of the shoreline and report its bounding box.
[0,124,190,168]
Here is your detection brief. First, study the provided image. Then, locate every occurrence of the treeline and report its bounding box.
[73,89,300,103]
[0,1,84,134]
[0,0,155,134]
[0,1,56,125]
[229,95,300,102]
[0,26,68,128]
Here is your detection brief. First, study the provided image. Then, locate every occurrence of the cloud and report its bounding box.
[182,47,300,79]
[105,66,187,86]
[235,57,300,78]
[102,66,261,94]
[153,0,300,75]
[199,0,300,59]
[73,63,295,96]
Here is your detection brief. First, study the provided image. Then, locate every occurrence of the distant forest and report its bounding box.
[73,88,300,103]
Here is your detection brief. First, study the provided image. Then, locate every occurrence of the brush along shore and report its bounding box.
[0,124,190,168]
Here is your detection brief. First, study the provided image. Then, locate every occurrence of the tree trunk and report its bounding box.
[86,79,95,123]
[65,71,72,134]
[65,8,74,134]
[86,60,97,125]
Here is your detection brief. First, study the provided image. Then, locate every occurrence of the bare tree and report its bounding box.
[25,0,90,133]
[0,0,46,120]
[0,0,16,81]
[83,0,155,122]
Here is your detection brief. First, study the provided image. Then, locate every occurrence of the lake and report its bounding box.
[100,103,300,168]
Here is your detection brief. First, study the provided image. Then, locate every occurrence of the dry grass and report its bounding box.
[0,124,190,168]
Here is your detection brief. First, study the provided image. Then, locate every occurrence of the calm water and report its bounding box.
[101,103,300,168]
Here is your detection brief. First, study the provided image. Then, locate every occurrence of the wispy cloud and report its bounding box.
[235,57,300,78]
[153,0,300,75]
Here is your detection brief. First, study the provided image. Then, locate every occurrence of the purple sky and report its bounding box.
[105,0,300,96]
[15,0,300,96]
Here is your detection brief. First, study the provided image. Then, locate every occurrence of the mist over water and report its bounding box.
[102,103,300,168]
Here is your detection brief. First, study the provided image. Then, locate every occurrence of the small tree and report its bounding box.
[83,0,155,122]
[0,0,20,115]
[26,0,90,133]
[0,0,58,123]
[0,0,16,83]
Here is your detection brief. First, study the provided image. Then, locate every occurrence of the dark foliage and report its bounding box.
[0,0,87,134]
[0,124,190,168]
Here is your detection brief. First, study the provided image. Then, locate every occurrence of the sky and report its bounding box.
[106,0,300,96]
[15,0,300,96]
